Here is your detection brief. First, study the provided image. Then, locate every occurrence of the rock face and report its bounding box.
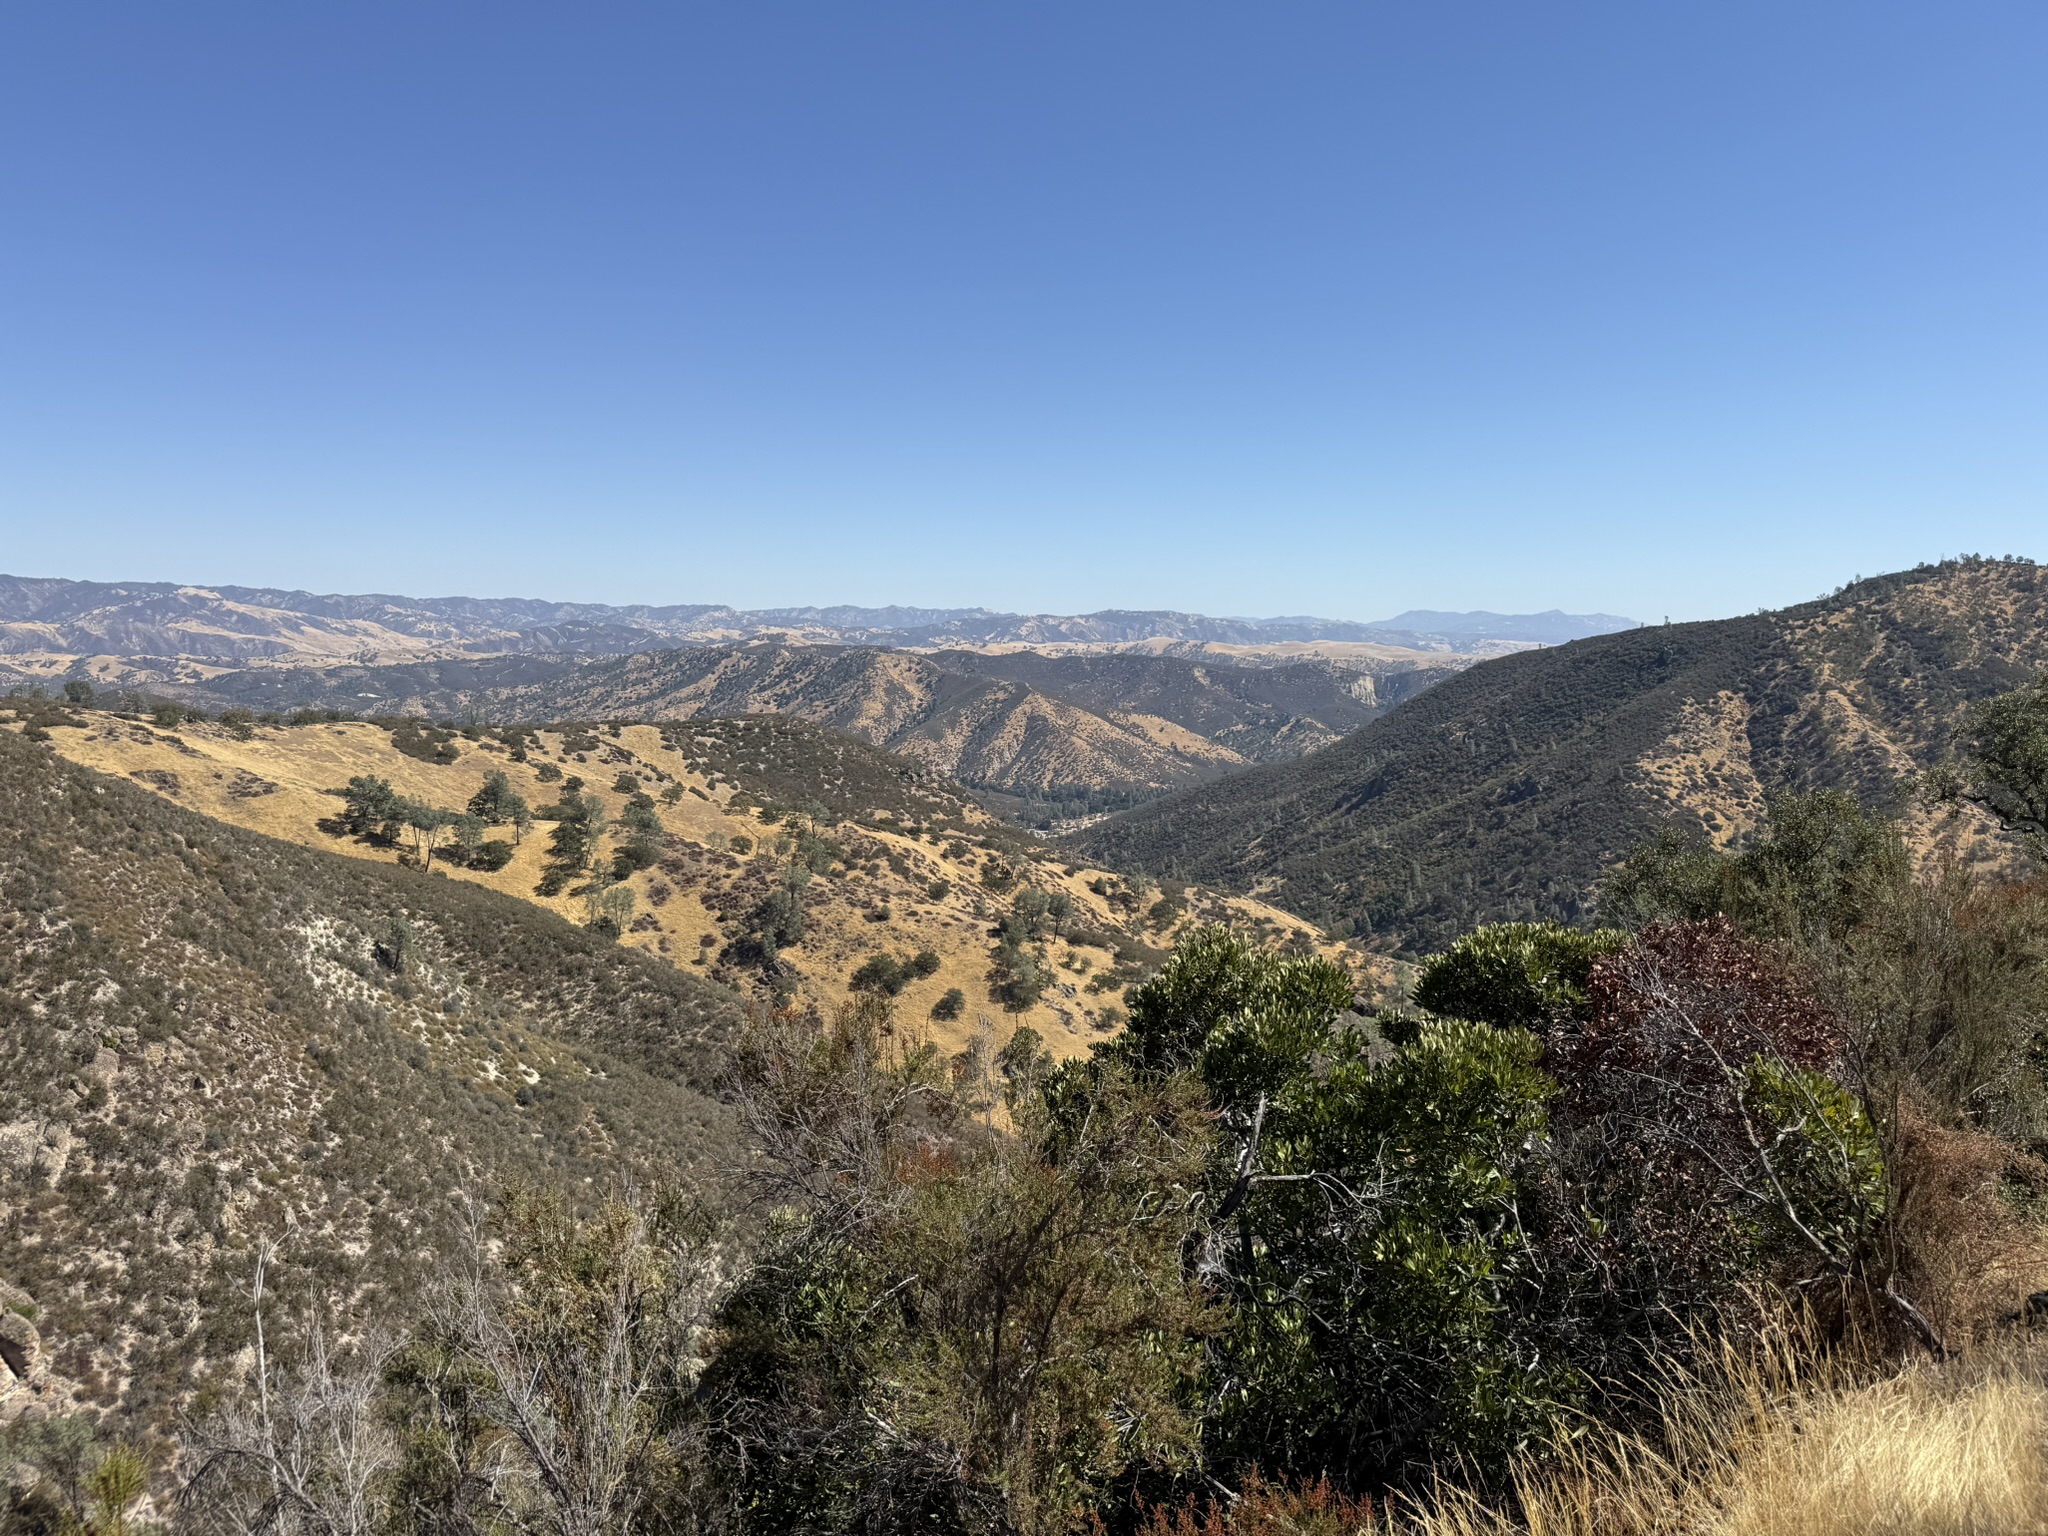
[0,1307,36,1380]
[0,1282,48,1424]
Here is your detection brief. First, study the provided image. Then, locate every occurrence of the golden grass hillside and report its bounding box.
[396,644,1271,801]
[28,709,1374,1061]
[175,640,1440,815]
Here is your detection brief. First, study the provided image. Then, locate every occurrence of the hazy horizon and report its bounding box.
[0,568,1644,635]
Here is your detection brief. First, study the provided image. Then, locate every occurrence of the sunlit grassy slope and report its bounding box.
[34,710,1373,1061]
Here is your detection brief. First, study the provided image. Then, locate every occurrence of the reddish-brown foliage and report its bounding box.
[1542,920,1858,1322]
[1132,1471,1376,1536]
[1560,917,1845,1111]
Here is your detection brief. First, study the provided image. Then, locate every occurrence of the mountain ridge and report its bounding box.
[181,643,1431,814]
[1075,558,2048,950]
[0,574,1638,674]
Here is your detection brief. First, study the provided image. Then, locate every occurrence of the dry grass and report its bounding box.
[31,711,1368,1060]
[1882,1103,2048,1343]
[1389,1336,2048,1536]
[1713,1362,2048,1536]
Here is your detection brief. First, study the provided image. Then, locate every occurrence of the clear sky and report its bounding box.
[3,4,2044,623]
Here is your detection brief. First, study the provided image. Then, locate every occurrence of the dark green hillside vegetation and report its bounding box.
[1079,615,1775,946]
[176,654,587,717]
[0,729,742,1435]
[1079,559,2048,949]
[655,715,979,832]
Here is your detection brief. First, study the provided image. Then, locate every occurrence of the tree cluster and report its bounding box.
[849,948,941,998]
[331,776,516,873]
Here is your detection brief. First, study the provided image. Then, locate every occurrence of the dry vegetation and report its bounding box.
[0,723,743,1441]
[1336,1333,2048,1536]
[8,598,2048,1534]
[28,707,1375,1061]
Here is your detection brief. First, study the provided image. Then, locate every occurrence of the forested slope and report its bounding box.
[1079,559,2048,949]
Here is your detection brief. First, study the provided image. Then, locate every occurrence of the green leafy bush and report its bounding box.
[987,941,1046,1011]
[1083,927,1574,1481]
[1412,921,1625,1029]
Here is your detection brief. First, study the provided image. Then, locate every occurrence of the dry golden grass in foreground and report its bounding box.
[1402,1338,2048,1536]
[1141,1333,2048,1536]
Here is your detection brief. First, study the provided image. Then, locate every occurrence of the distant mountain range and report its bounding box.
[1371,609,1642,644]
[0,574,1639,672]
[0,573,1638,822]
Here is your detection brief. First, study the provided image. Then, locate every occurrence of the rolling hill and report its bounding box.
[178,643,1454,815]
[1076,558,2048,951]
[15,701,1368,1070]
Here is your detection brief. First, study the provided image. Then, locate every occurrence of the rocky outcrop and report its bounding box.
[0,1307,36,1380]
[0,1282,49,1423]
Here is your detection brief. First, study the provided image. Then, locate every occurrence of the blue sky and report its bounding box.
[3,4,2044,622]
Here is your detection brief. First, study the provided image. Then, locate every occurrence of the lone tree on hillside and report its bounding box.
[469,769,532,844]
[612,793,666,878]
[1964,674,2048,854]
[336,776,403,840]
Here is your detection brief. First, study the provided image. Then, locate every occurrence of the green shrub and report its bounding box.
[851,949,944,998]
[1743,1058,1886,1262]
[987,942,1046,1011]
[850,953,908,996]
[465,840,515,872]
[1412,921,1626,1030]
[389,718,460,764]
[1091,928,1573,1482]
